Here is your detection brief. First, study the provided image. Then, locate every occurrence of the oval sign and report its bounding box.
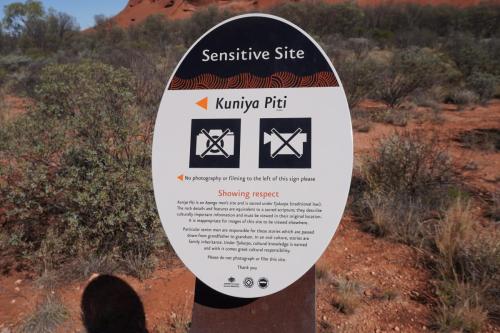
[153,14,352,298]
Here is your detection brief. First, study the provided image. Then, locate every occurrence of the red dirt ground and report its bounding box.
[0,100,498,332]
[0,95,31,123]
[113,0,500,27]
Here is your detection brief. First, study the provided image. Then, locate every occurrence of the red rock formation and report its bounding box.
[113,0,499,27]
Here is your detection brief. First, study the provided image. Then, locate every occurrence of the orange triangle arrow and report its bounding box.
[177,174,184,181]
[196,97,208,110]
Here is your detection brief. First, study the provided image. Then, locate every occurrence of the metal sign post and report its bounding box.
[191,267,315,333]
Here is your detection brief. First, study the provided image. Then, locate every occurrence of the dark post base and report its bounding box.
[190,266,316,333]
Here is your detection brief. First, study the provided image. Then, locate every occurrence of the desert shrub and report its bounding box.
[485,193,500,223]
[395,28,440,48]
[92,47,175,114]
[354,131,454,244]
[351,118,372,133]
[129,14,177,50]
[19,294,68,333]
[360,131,453,197]
[350,108,373,132]
[444,88,479,107]
[466,72,498,103]
[445,34,496,78]
[363,4,500,42]
[271,2,364,38]
[359,193,431,245]
[67,254,120,281]
[456,128,500,152]
[375,47,458,107]
[122,248,158,280]
[0,61,163,273]
[0,54,32,71]
[461,4,500,38]
[179,6,233,46]
[354,131,499,326]
[336,53,381,108]
[378,107,409,126]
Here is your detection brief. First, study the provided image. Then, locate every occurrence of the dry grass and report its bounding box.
[381,107,410,127]
[433,198,475,276]
[331,276,362,315]
[122,250,158,281]
[372,288,399,301]
[18,295,68,333]
[316,264,334,287]
[70,254,120,280]
[432,280,488,333]
[431,198,500,329]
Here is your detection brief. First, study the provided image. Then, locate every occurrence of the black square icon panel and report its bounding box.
[189,119,241,168]
[259,118,311,169]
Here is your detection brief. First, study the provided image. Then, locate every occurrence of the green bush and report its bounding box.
[445,34,496,78]
[0,62,163,272]
[375,48,457,107]
[336,53,381,108]
[444,88,479,107]
[466,72,498,103]
[354,131,454,244]
[271,2,364,38]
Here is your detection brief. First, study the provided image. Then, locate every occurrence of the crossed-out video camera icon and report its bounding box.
[189,118,311,169]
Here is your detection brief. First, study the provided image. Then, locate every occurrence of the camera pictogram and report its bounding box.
[189,119,241,168]
[196,129,235,158]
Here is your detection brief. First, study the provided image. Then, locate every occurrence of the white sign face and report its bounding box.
[153,14,352,298]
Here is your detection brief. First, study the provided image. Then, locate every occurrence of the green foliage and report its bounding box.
[2,0,44,36]
[361,131,453,201]
[375,47,458,107]
[2,0,78,53]
[466,72,498,103]
[446,33,499,78]
[178,6,233,46]
[271,2,364,37]
[0,62,162,272]
[336,53,381,108]
[353,131,454,243]
[444,88,479,107]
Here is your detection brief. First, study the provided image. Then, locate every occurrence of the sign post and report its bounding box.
[153,14,352,331]
[190,267,315,333]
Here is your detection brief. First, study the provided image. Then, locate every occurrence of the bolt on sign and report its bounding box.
[153,14,353,298]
